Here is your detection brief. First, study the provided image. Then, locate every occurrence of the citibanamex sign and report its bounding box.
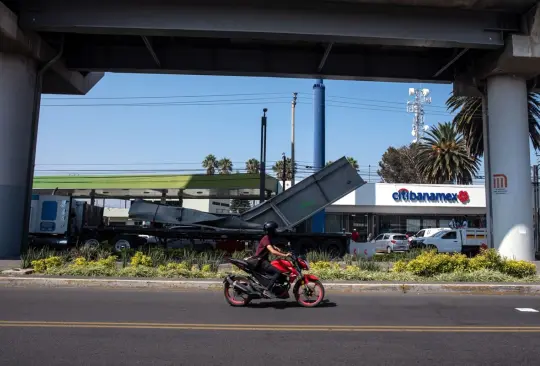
[392,188,469,204]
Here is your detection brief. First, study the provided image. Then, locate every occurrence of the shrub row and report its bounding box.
[391,249,537,278]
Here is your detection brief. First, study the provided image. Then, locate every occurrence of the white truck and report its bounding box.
[420,228,488,255]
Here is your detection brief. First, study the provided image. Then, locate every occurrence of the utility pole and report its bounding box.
[259,108,268,203]
[406,88,431,143]
[281,152,287,191]
[291,92,297,186]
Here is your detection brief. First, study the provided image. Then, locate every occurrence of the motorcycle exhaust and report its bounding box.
[226,276,257,296]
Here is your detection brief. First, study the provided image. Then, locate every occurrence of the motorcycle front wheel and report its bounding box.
[293,280,325,308]
[223,277,252,307]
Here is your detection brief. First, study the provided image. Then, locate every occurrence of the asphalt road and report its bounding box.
[1,286,540,365]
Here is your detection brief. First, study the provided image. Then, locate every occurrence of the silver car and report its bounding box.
[372,233,409,254]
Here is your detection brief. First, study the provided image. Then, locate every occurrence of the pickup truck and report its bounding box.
[420,228,487,255]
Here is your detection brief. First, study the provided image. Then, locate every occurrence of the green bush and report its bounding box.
[130,252,153,267]
[31,256,64,273]
[399,251,469,277]
[469,249,503,271]
[502,260,537,278]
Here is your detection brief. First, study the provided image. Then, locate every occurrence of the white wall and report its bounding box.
[330,183,487,215]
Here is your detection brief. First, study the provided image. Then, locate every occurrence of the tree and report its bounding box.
[416,121,479,184]
[325,156,359,170]
[218,158,233,175]
[272,158,296,181]
[377,144,425,183]
[202,154,218,175]
[230,199,251,214]
[446,91,540,158]
[245,158,260,174]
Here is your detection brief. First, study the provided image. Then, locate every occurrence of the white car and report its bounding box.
[372,233,409,254]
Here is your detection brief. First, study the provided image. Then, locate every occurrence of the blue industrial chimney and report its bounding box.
[311,79,326,233]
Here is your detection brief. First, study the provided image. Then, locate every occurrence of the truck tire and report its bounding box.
[113,235,146,252]
[323,239,344,258]
[83,238,100,248]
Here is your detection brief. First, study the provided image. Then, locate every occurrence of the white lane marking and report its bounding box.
[515,308,539,313]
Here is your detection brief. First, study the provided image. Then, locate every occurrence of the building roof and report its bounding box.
[32,173,279,199]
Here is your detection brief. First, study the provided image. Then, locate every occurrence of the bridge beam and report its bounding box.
[0,1,104,94]
[17,1,517,49]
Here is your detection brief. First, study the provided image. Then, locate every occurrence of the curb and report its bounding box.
[1,277,540,295]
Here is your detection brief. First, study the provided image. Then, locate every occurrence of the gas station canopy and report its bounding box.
[32,174,279,199]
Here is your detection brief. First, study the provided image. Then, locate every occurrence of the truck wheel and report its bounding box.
[114,239,131,252]
[323,240,343,259]
[84,239,100,247]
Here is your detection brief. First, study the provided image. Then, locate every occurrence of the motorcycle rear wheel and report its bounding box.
[223,277,252,307]
[293,280,325,308]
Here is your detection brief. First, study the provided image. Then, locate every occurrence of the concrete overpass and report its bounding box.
[2,0,540,260]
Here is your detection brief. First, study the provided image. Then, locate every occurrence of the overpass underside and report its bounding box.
[2,0,540,260]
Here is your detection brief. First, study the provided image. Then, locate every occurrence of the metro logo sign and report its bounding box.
[392,188,469,204]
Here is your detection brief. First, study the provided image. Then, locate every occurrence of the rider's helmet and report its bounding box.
[263,221,279,236]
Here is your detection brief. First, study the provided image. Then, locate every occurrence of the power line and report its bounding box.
[42,92,291,100]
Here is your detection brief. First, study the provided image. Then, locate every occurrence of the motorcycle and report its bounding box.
[222,249,325,308]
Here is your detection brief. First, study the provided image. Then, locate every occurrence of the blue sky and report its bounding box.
[35,73,537,182]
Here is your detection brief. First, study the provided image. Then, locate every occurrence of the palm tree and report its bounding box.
[446,91,540,157]
[325,157,359,170]
[272,158,296,181]
[245,158,260,174]
[416,122,479,184]
[202,154,218,175]
[346,157,359,170]
[218,158,233,175]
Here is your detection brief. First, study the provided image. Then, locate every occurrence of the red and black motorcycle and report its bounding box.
[223,251,325,307]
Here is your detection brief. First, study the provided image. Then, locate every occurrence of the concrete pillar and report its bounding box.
[312,79,325,233]
[486,74,534,261]
[0,53,38,258]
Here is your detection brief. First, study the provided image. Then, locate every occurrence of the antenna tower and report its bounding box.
[407,88,431,143]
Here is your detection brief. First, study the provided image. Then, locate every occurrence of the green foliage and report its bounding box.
[21,247,58,269]
[501,260,537,278]
[306,250,333,263]
[218,158,233,175]
[245,158,260,174]
[326,157,359,170]
[272,157,297,181]
[202,154,219,175]
[377,144,425,183]
[130,252,153,267]
[416,122,479,184]
[446,91,540,158]
[31,256,64,273]
[400,251,469,277]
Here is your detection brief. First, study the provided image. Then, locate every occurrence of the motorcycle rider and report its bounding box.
[254,221,291,298]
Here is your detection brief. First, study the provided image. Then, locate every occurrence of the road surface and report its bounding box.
[0,286,539,365]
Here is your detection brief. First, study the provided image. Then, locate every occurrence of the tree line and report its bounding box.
[201,155,360,180]
[377,92,540,184]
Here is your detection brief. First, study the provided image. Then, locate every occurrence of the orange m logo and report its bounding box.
[493,174,508,189]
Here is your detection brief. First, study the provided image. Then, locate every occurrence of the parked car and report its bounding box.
[409,228,450,249]
[372,233,409,254]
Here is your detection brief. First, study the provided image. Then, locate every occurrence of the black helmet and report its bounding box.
[263,221,278,236]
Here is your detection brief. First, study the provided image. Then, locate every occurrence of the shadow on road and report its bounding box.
[246,299,337,310]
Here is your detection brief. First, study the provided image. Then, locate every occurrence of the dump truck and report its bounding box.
[29,157,365,256]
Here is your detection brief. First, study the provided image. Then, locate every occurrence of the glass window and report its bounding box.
[383,234,390,239]
[422,219,437,229]
[417,230,425,237]
[374,234,383,241]
[442,231,457,239]
[325,214,343,233]
[439,219,451,228]
[379,215,403,234]
[406,218,421,233]
[392,235,407,240]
